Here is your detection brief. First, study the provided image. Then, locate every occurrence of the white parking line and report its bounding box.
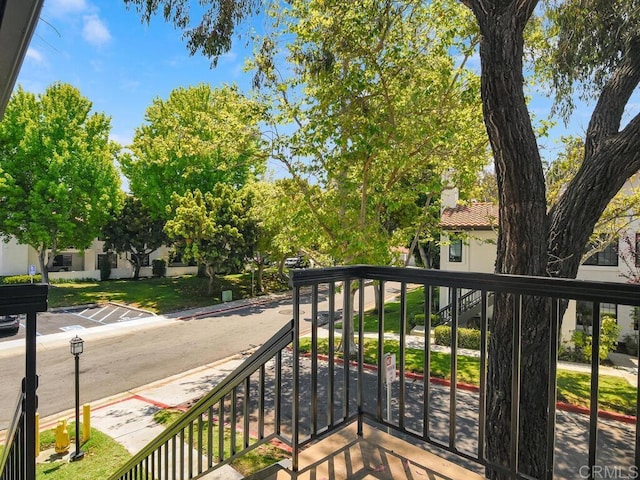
[88,306,109,319]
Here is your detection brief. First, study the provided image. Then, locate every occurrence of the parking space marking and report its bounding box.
[60,325,86,332]
[88,306,109,319]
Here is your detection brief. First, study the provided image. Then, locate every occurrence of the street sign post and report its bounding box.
[383,353,396,425]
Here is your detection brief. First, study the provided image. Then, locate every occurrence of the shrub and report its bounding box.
[409,313,424,331]
[1,274,43,284]
[152,259,167,277]
[433,325,486,350]
[569,316,621,363]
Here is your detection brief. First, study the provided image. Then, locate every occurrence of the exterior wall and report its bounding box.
[0,237,195,280]
[440,230,497,274]
[0,238,29,276]
[439,225,639,342]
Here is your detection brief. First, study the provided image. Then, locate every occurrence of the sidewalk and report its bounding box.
[37,354,250,479]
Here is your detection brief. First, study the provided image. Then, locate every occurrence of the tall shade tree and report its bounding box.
[249,0,488,349]
[121,83,266,219]
[124,0,640,477]
[101,196,168,280]
[460,0,640,477]
[251,0,488,264]
[0,83,123,284]
[165,186,258,295]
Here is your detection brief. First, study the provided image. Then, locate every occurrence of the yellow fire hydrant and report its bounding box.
[54,418,70,454]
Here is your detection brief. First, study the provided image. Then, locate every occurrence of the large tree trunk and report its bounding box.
[38,248,49,284]
[463,1,640,477]
[463,1,549,477]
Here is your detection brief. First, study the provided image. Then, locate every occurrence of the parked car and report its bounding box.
[285,256,310,269]
[0,314,20,336]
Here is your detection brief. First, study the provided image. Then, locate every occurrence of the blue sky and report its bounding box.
[15,0,638,172]
[17,0,256,148]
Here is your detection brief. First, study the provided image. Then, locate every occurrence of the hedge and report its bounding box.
[433,325,487,350]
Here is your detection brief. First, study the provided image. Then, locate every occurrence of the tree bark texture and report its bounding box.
[463,1,640,478]
[463,1,549,478]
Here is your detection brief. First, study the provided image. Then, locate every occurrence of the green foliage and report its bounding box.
[123,0,260,64]
[102,196,168,280]
[0,83,123,282]
[433,325,485,350]
[164,186,258,294]
[537,0,640,120]
[0,274,42,284]
[248,0,489,268]
[122,84,266,220]
[569,316,621,363]
[152,259,167,277]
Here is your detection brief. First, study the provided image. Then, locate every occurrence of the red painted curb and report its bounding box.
[303,352,636,424]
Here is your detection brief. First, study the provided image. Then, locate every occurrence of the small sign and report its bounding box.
[384,353,396,384]
[29,264,36,276]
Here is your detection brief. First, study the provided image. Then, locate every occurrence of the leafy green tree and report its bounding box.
[101,196,168,280]
[164,186,258,295]
[250,0,488,349]
[461,0,640,476]
[251,0,487,270]
[245,180,307,291]
[0,83,123,283]
[121,83,266,219]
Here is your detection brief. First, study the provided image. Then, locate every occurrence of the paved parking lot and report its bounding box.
[0,304,155,341]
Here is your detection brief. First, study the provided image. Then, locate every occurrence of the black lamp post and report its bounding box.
[69,335,85,461]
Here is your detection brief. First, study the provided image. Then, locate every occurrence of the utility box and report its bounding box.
[222,290,232,302]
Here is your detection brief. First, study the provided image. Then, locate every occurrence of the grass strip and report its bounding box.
[300,337,638,416]
[154,409,289,476]
[35,426,130,479]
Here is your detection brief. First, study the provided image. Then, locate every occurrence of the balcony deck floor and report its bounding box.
[268,423,485,480]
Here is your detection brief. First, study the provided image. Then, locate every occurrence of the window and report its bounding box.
[583,237,618,266]
[97,253,117,269]
[449,239,462,263]
[576,301,617,331]
[52,254,72,268]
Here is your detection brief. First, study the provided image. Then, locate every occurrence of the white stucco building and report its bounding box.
[439,189,639,344]
[0,238,197,280]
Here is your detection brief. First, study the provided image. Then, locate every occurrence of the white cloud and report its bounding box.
[82,14,111,46]
[26,48,45,64]
[47,0,88,15]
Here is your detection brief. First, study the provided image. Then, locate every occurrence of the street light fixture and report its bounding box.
[69,335,85,461]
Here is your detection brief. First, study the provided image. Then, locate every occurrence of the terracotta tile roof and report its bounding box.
[441,202,498,230]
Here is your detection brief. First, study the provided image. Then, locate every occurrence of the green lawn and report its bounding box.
[35,426,130,479]
[47,271,289,314]
[154,409,289,476]
[300,337,638,416]
[355,287,427,333]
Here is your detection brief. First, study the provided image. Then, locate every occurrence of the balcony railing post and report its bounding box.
[25,310,38,480]
[292,285,301,472]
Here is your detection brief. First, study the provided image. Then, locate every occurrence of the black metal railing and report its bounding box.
[0,284,48,480]
[107,266,639,480]
[288,266,640,480]
[108,319,296,480]
[436,288,482,325]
